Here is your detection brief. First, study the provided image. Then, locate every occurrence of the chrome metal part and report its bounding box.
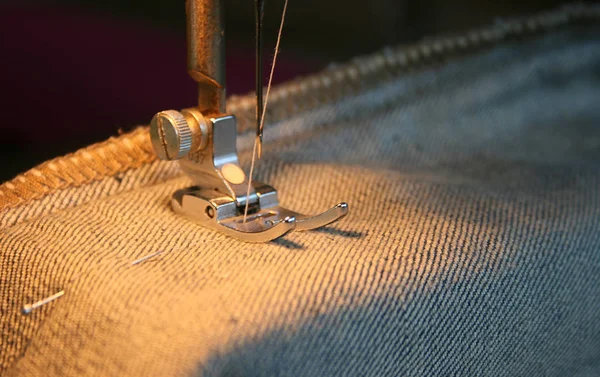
[180,114,258,208]
[148,0,349,242]
[149,108,210,160]
[22,290,65,314]
[172,182,348,243]
[171,114,349,242]
[150,110,193,160]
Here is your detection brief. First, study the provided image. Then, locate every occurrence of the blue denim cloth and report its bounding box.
[1,24,600,377]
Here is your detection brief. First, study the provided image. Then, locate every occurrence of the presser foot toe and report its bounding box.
[278,202,349,231]
[218,214,297,243]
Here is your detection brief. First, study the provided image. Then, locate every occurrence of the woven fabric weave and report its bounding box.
[1,23,600,376]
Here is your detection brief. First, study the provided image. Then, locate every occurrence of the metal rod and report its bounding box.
[187,0,226,115]
[22,290,65,314]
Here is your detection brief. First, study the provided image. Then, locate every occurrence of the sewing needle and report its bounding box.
[255,0,265,158]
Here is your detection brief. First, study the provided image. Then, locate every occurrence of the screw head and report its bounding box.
[149,110,193,160]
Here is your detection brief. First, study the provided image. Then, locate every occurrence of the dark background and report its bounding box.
[0,0,569,182]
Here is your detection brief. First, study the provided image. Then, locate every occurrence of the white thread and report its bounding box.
[244,0,289,222]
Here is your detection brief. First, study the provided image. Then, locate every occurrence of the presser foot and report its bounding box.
[172,183,348,243]
[151,110,348,243]
[147,1,348,243]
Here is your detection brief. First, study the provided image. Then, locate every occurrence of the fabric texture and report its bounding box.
[1,9,600,376]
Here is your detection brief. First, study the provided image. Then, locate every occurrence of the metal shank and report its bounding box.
[179,115,258,207]
[187,0,226,115]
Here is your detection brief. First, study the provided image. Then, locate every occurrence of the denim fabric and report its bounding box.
[1,24,600,377]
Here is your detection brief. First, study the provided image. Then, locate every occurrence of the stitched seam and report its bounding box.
[0,128,155,209]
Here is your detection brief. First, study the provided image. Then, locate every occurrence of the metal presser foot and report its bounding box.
[150,110,348,243]
[148,0,347,243]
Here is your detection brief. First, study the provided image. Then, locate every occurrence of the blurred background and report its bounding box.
[0,0,571,182]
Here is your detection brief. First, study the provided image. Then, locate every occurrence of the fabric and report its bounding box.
[2,8,600,376]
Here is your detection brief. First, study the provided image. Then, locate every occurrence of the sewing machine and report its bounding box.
[148,0,348,243]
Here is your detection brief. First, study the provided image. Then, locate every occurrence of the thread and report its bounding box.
[244,0,289,222]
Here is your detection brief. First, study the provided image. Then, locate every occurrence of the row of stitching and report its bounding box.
[0,128,155,210]
[0,3,598,211]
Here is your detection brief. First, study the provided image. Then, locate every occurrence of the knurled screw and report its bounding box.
[150,110,193,160]
[150,108,210,161]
